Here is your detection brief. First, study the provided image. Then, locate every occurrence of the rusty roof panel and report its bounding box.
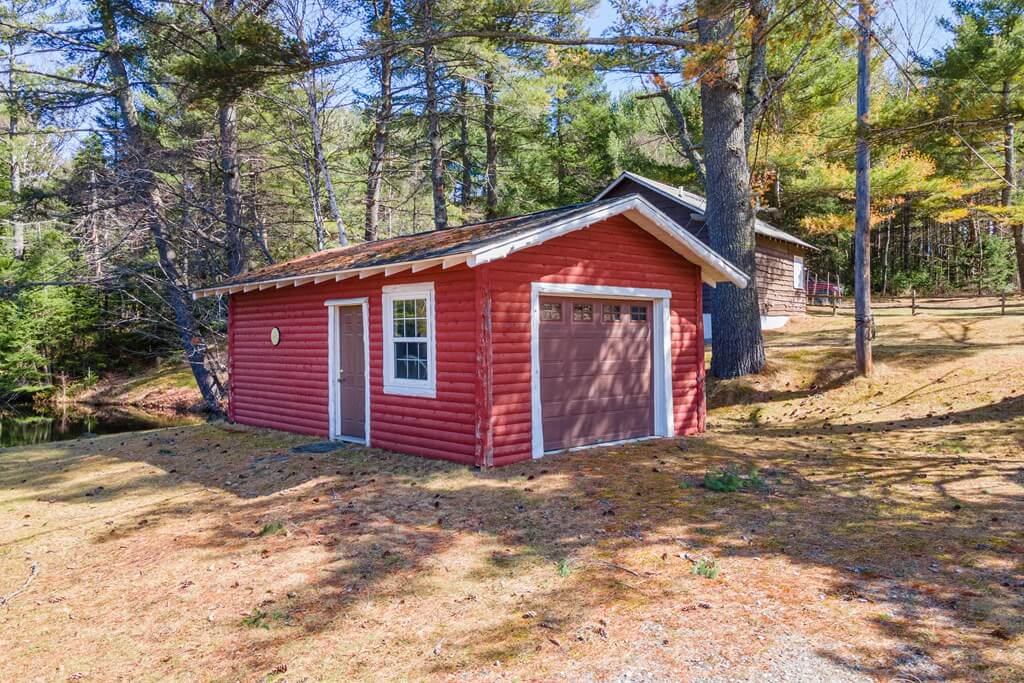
[196,199,624,292]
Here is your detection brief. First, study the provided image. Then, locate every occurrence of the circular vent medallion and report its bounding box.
[270,327,281,346]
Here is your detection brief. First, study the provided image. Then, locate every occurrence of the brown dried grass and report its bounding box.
[1,310,1022,681]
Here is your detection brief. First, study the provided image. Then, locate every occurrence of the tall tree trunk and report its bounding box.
[89,169,103,276]
[9,116,22,259]
[249,163,273,263]
[364,0,393,242]
[458,77,471,207]
[654,80,707,188]
[483,70,498,218]
[304,72,347,246]
[97,0,223,416]
[218,101,245,275]
[554,96,566,205]
[854,0,873,376]
[698,0,765,379]
[6,43,23,260]
[422,0,447,229]
[882,214,891,295]
[214,0,244,275]
[901,201,910,270]
[742,0,770,150]
[1003,80,1024,290]
[304,155,326,250]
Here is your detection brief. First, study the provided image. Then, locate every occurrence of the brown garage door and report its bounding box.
[539,297,654,451]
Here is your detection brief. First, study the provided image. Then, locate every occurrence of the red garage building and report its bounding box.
[193,194,748,467]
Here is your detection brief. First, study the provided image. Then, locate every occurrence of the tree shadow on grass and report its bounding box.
[3,394,1022,680]
[708,314,1023,411]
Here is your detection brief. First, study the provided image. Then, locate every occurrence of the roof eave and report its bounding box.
[595,172,816,252]
[192,193,750,299]
[190,253,470,299]
[469,195,749,289]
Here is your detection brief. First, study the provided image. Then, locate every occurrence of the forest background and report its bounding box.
[2,0,1022,407]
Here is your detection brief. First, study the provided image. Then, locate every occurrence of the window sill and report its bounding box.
[383,383,437,399]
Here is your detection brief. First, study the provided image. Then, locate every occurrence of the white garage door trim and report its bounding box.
[530,282,674,459]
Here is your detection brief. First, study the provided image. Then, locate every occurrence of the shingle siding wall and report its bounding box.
[755,240,806,315]
[604,179,807,316]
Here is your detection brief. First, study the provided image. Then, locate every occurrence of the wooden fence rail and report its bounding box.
[807,291,1021,315]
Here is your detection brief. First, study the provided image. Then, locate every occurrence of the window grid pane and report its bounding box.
[572,302,594,322]
[390,296,430,382]
[630,305,647,322]
[603,304,621,322]
[394,340,428,380]
[541,302,562,321]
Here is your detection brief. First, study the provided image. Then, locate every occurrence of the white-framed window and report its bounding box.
[793,255,805,290]
[382,282,436,398]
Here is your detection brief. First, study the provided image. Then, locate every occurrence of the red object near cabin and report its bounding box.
[201,195,748,467]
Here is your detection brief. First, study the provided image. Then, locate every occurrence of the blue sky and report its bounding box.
[585,0,956,95]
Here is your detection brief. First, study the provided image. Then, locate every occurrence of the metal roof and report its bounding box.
[594,171,817,251]
[192,194,751,299]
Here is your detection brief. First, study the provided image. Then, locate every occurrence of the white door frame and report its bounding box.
[530,282,674,459]
[325,297,371,445]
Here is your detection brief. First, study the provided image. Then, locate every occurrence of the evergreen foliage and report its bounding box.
[0,0,1021,395]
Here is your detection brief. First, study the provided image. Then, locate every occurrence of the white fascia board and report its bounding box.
[595,172,814,251]
[468,197,639,267]
[621,204,749,288]
[469,195,749,288]
[593,172,701,212]
[534,282,671,300]
[593,171,660,200]
[190,253,467,298]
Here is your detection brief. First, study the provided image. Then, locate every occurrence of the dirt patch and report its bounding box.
[1,311,1021,681]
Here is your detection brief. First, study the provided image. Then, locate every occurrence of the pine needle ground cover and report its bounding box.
[1,309,1021,682]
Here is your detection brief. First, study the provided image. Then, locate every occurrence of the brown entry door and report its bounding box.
[338,305,366,440]
[539,297,654,451]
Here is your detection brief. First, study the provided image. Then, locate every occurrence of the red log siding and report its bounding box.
[228,215,707,467]
[481,215,706,467]
[228,266,479,465]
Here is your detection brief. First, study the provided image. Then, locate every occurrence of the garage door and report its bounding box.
[539,297,654,451]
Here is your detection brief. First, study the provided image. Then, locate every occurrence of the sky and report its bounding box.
[584,0,957,95]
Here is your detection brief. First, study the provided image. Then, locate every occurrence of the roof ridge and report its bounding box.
[192,197,630,294]
[319,199,603,255]
[601,172,816,251]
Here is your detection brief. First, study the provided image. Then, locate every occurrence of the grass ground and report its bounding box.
[73,363,201,412]
[1,308,1021,682]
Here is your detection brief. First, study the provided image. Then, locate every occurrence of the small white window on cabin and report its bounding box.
[382,283,436,398]
[793,255,805,290]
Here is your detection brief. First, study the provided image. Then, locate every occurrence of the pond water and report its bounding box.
[0,405,202,449]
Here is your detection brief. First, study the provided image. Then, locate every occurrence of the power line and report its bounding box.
[825,0,1015,189]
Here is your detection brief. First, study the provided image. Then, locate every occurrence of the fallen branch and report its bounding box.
[0,562,38,607]
[590,559,643,577]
